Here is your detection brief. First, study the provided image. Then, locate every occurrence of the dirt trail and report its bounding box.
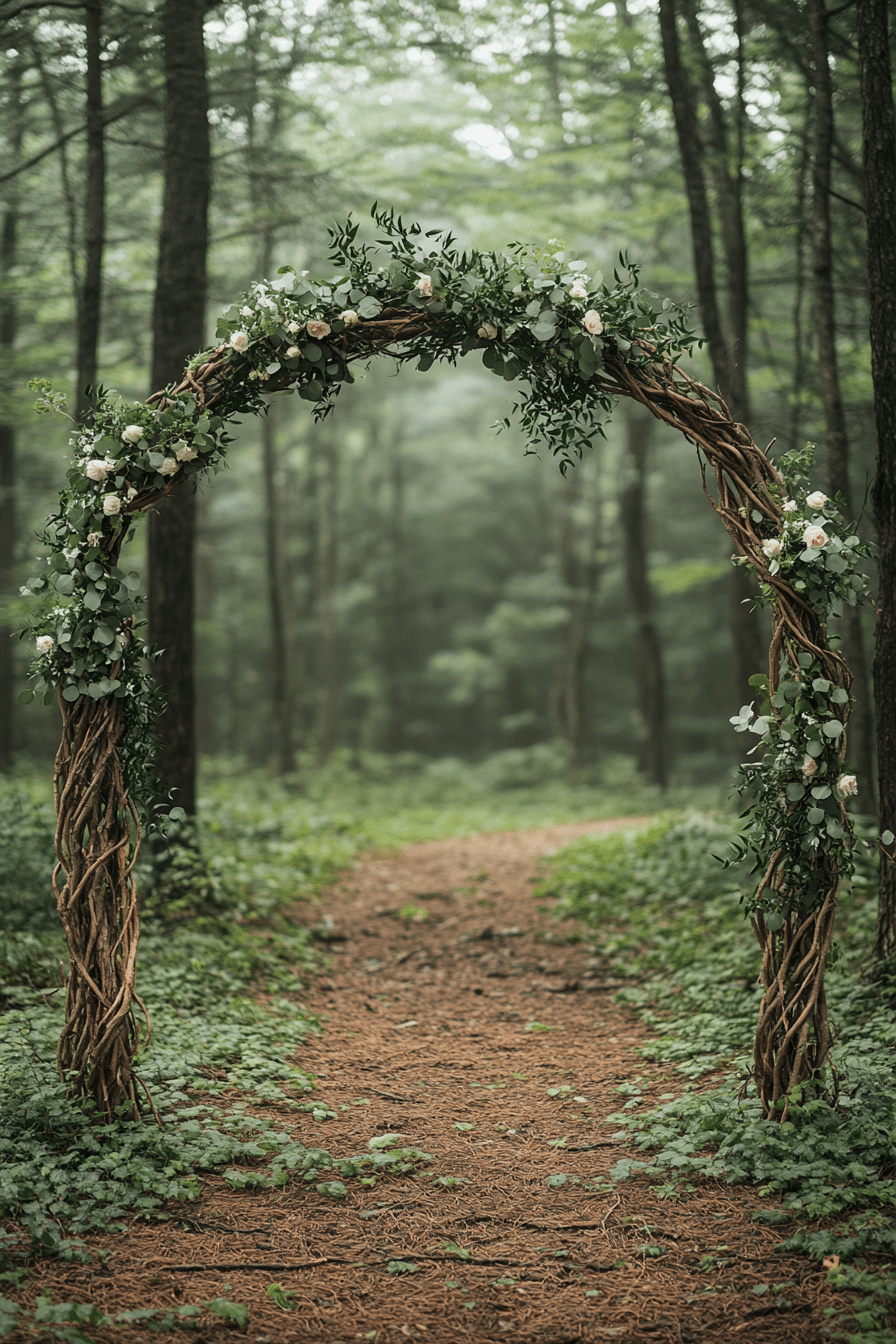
[19,820,836,1342]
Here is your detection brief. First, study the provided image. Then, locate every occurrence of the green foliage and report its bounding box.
[0,1292,250,1341]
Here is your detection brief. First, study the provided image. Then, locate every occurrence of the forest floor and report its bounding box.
[12,819,847,1343]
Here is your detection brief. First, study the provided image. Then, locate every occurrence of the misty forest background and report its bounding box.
[0,0,882,810]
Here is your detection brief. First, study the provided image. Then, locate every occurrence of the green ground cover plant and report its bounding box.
[539,813,896,1342]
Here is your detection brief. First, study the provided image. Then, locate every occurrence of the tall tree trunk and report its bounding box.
[855,0,896,966]
[0,53,23,773]
[380,428,409,755]
[658,0,765,706]
[556,461,601,775]
[619,410,667,788]
[76,0,105,423]
[147,0,211,818]
[315,424,340,765]
[810,0,876,809]
[262,400,295,774]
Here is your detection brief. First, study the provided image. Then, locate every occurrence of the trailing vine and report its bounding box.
[20,207,867,1121]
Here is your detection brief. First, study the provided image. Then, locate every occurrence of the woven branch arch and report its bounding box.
[28,215,862,1122]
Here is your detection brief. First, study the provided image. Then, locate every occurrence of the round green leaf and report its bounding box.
[822,720,843,738]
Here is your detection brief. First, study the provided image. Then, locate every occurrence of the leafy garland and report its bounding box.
[20,209,870,911]
[728,443,873,925]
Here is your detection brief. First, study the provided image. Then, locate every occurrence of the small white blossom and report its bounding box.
[102,494,122,516]
[256,294,276,310]
[19,585,29,597]
[414,273,433,297]
[286,321,301,334]
[175,445,198,462]
[286,345,301,358]
[229,331,250,352]
[477,323,498,340]
[782,499,798,512]
[761,538,783,559]
[338,309,360,325]
[159,458,180,476]
[568,281,589,300]
[126,486,138,502]
[239,306,253,317]
[121,425,143,445]
[36,635,55,654]
[807,491,829,509]
[837,774,858,797]
[583,309,603,335]
[802,754,818,777]
[803,523,829,549]
[306,319,331,339]
[87,532,103,547]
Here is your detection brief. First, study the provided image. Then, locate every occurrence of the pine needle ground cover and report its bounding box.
[0,776,892,1341]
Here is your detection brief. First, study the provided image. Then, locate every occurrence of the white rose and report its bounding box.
[229,331,250,352]
[239,306,253,317]
[159,458,180,476]
[802,754,818,777]
[782,499,798,512]
[121,425,143,444]
[102,494,122,516]
[285,345,301,358]
[837,774,858,797]
[126,486,138,501]
[414,273,433,297]
[286,321,300,334]
[803,523,829,549]
[568,281,588,300]
[583,309,603,335]
[761,538,782,559]
[84,457,116,482]
[36,635,55,654]
[338,309,360,325]
[807,491,829,509]
[306,320,331,339]
[477,323,498,340]
[87,532,103,546]
[176,445,198,462]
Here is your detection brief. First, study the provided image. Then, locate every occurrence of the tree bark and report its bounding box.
[315,423,341,765]
[658,0,765,706]
[261,401,296,774]
[0,52,23,773]
[147,0,211,818]
[75,0,105,424]
[855,0,896,966]
[619,410,667,788]
[555,461,602,776]
[810,0,876,809]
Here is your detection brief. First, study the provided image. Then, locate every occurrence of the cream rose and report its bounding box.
[121,425,143,444]
[229,331,250,352]
[803,523,829,549]
[102,494,122,516]
[414,273,433,297]
[782,499,798,512]
[176,445,198,462]
[159,458,180,477]
[583,310,603,335]
[807,491,829,509]
[84,457,116,482]
[35,635,55,654]
[306,320,331,339]
[837,774,858,797]
[761,538,782,559]
[802,754,818,777]
[338,309,360,325]
[477,323,498,340]
[568,281,588,300]
[286,345,301,358]
[87,532,103,547]
[239,306,253,317]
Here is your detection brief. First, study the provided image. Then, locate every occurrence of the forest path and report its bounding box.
[25,820,831,1343]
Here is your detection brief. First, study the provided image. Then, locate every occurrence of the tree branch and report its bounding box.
[0,93,154,184]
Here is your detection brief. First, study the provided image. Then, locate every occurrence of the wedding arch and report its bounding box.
[23,208,867,1124]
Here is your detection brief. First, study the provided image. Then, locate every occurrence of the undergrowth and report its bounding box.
[540,812,896,1342]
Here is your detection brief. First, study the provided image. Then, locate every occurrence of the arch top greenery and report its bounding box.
[22,206,869,1123]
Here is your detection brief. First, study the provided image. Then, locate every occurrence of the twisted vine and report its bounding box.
[24,210,866,1121]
